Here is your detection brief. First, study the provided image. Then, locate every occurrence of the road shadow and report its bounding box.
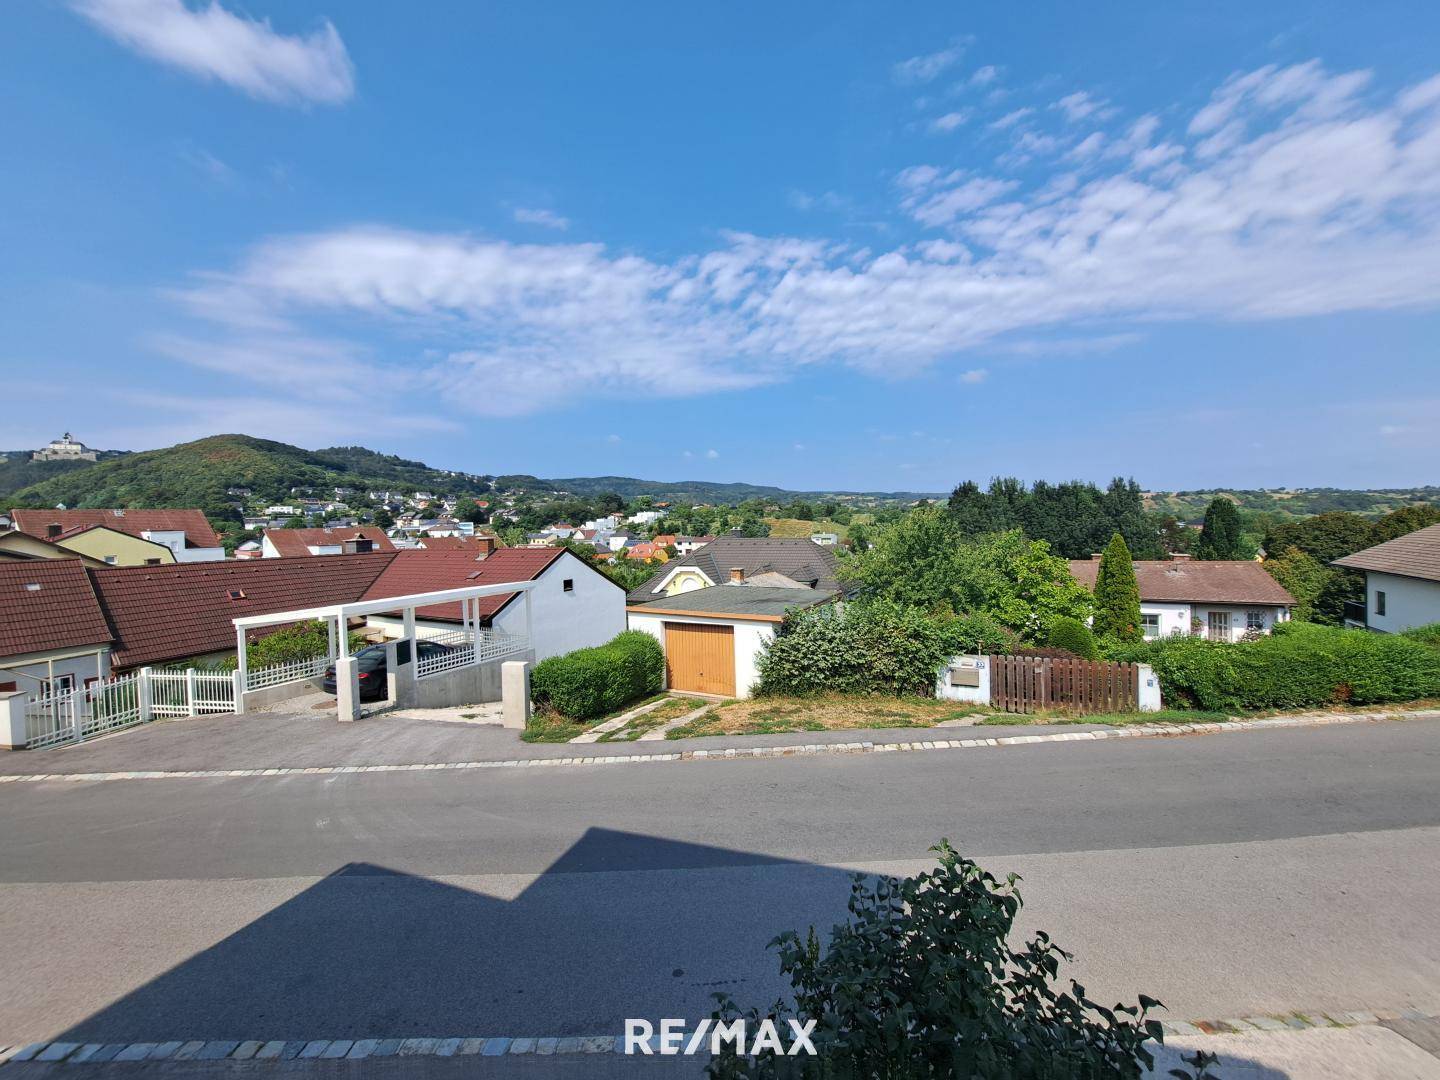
[43,827,1285,1077]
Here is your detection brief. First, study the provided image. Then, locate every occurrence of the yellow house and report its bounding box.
[0,528,109,568]
[661,566,709,595]
[52,525,176,567]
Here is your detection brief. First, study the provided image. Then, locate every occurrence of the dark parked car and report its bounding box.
[321,641,455,702]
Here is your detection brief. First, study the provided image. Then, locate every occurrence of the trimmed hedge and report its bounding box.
[1047,616,1098,660]
[530,631,664,720]
[1121,621,1440,711]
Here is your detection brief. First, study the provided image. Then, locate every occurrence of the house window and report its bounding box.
[227,589,247,601]
[145,558,162,565]
[1375,590,1386,616]
[104,555,117,565]
[1140,613,1161,639]
[563,578,575,593]
[1246,611,1266,633]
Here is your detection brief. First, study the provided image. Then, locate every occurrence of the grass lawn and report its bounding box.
[764,517,850,541]
[664,695,991,739]
[521,692,670,743]
[597,696,700,742]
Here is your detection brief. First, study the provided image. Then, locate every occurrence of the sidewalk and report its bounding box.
[2,706,1434,782]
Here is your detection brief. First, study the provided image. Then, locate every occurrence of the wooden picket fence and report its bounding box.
[988,655,1140,715]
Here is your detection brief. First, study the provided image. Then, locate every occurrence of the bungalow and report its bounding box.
[626,536,842,603]
[0,560,114,695]
[261,526,396,558]
[10,509,223,564]
[1332,523,1440,632]
[673,535,715,556]
[1067,555,1294,641]
[627,583,836,698]
[810,532,840,547]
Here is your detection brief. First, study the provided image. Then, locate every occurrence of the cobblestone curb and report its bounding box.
[1,710,1430,786]
[3,1010,1434,1066]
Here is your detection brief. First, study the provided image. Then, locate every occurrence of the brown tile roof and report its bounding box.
[1332,523,1440,583]
[1068,559,1295,606]
[362,548,565,622]
[263,526,395,557]
[12,509,221,549]
[90,553,395,670]
[0,560,112,658]
[415,535,482,551]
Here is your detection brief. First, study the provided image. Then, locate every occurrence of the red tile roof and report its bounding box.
[1068,559,1295,606]
[0,560,112,658]
[90,553,396,670]
[262,526,395,557]
[416,535,482,551]
[362,548,564,623]
[12,509,221,549]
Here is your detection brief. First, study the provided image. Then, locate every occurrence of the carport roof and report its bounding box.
[627,584,836,622]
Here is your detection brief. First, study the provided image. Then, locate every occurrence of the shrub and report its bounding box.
[756,600,966,698]
[1127,621,1440,711]
[1047,616,1099,660]
[1091,533,1142,642]
[217,620,366,672]
[707,840,1201,1080]
[1402,622,1440,651]
[530,630,664,720]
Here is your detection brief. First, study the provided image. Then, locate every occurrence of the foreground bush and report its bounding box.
[1402,622,1440,651]
[530,630,664,719]
[756,601,975,698]
[217,620,366,672]
[1124,621,1440,711]
[708,841,1207,1080]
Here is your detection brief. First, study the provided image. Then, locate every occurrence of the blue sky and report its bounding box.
[3,1,1439,493]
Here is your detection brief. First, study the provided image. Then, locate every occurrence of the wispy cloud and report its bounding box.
[1052,91,1116,123]
[158,62,1440,417]
[959,368,988,384]
[513,207,570,230]
[72,0,354,106]
[929,110,970,134]
[989,107,1034,130]
[893,38,971,85]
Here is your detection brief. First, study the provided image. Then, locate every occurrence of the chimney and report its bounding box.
[474,536,496,559]
[729,567,745,583]
[1090,553,1103,561]
[1171,553,1192,561]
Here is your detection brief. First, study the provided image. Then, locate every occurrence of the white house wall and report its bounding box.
[1364,571,1440,633]
[0,647,111,694]
[1139,602,1192,640]
[493,551,626,661]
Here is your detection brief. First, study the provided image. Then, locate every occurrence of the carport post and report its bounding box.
[524,588,534,649]
[337,613,350,659]
[403,605,416,644]
[326,618,337,662]
[234,625,247,691]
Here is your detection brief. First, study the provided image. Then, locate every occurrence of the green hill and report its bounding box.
[6,435,491,514]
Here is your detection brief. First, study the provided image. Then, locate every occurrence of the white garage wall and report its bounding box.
[626,612,776,699]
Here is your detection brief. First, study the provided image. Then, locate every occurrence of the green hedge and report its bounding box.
[756,600,982,698]
[1122,621,1440,711]
[530,630,664,720]
[1047,616,1098,660]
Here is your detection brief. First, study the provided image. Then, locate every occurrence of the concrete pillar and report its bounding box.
[137,668,154,722]
[335,656,362,722]
[501,660,531,730]
[0,690,27,750]
[386,639,417,709]
[1138,664,1162,712]
[231,669,246,715]
[185,668,199,717]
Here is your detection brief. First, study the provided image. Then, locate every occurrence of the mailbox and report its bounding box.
[949,666,981,687]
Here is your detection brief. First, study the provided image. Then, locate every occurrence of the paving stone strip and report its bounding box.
[0,710,1430,787]
[569,698,671,743]
[636,702,713,741]
[2,1010,1434,1067]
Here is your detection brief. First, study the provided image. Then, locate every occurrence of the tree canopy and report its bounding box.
[1092,532,1143,641]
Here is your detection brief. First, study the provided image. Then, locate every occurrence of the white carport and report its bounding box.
[232,581,536,722]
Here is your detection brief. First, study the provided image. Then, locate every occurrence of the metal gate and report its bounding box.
[988,655,1140,715]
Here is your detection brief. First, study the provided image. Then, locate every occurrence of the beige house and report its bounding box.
[50,525,175,566]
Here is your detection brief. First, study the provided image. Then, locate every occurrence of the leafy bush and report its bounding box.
[1125,621,1440,711]
[530,630,664,719]
[1047,616,1099,660]
[708,840,1195,1080]
[1401,622,1440,651]
[217,620,366,672]
[755,601,970,698]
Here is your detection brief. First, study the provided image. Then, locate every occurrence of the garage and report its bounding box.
[664,621,735,697]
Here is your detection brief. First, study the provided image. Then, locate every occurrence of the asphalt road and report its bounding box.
[2,719,1439,1064]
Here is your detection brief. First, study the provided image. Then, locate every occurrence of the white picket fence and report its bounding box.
[23,667,239,750]
[245,653,330,691]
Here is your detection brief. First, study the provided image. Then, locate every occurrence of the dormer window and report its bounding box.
[227,589,246,601]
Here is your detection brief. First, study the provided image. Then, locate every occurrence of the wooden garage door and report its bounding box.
[664,622,735,697]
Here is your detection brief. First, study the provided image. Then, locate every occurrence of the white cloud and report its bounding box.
[893,38,971,85]
[959,368,988,384]
[969,65,999,87]
[929,110,971,134]
[159,61,1440,417]
[513,207,570,230]
[72,0,354,106]
[705,449,720,459]
[989,107,1034,130]
[606,433,622,443]
[1053,91,1116,123]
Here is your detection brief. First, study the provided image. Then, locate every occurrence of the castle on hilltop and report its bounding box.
[32,432,98,462]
